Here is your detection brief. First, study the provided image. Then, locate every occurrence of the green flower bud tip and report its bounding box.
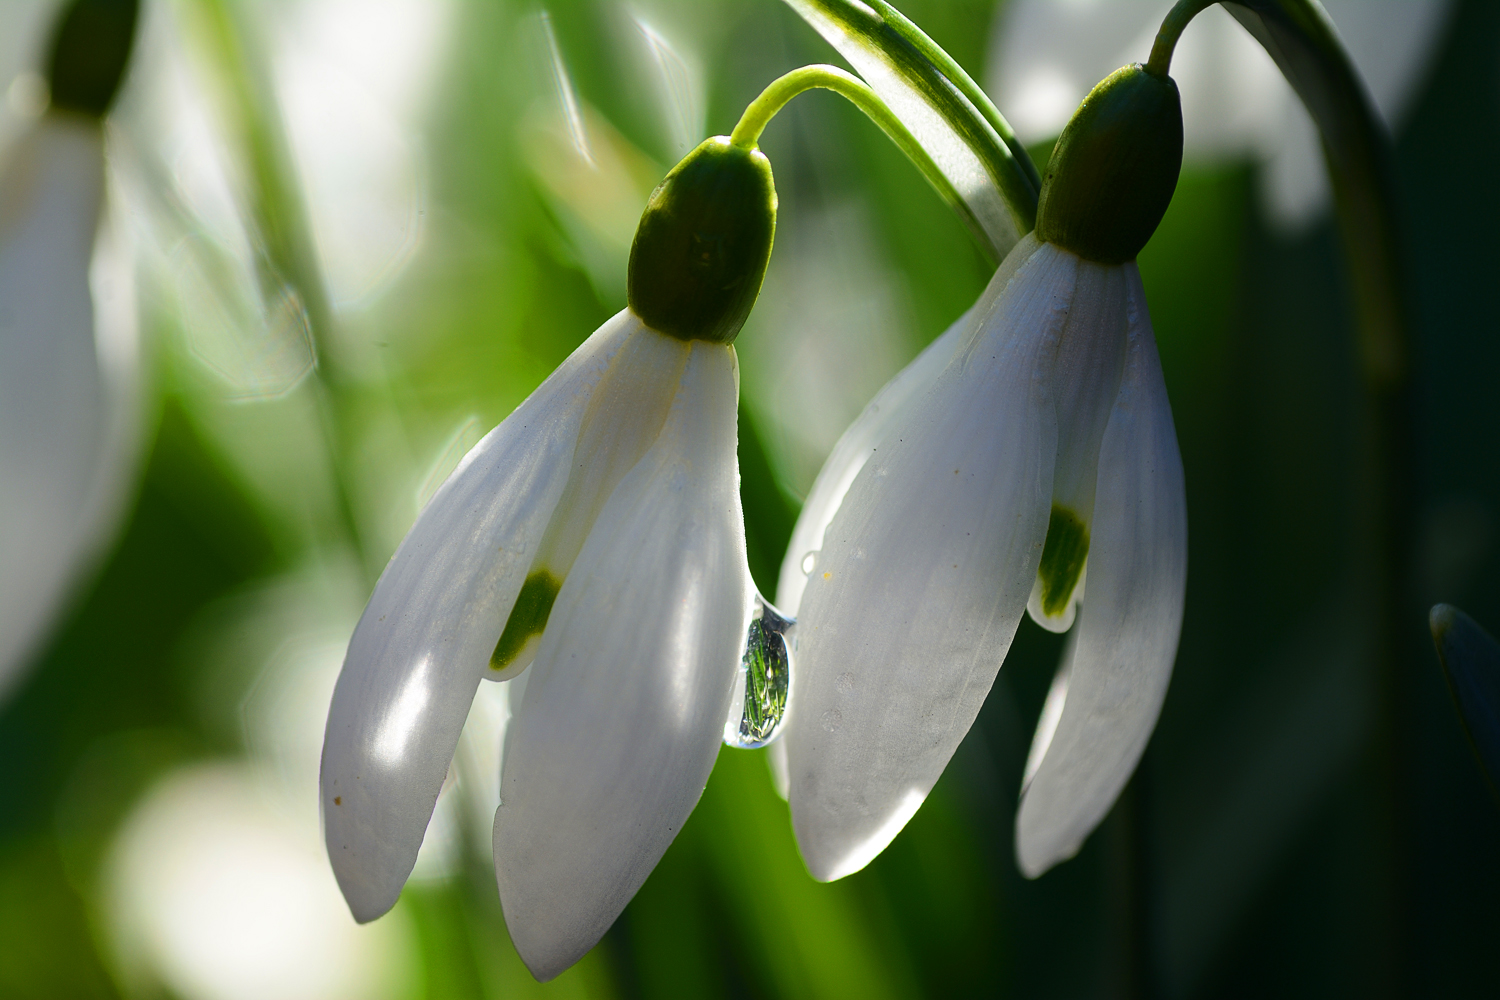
[46,0,140,119]
[1036,64,1183,265]
[628,136,777,345]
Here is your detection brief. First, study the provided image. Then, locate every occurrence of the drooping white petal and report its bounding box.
[494,340,748,981]
[774,310,968,614]
[786,236,1071,882]
[320,309,639,922]
[1015,263,1187,878]
[0,115,107,692]
[1025,258,1128,634]
[776,231,1045,615]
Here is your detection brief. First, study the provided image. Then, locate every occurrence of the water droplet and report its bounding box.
[801,551,817,575]
[724,594,794,749]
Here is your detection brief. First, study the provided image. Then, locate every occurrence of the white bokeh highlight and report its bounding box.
[988,0,1453,228]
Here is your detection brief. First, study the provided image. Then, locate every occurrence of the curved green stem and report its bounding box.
[864,0,1042,197]
[731,64,995,262]
[1147,0,1217,77]
[781,0,1038,247]
[190,0,373,575]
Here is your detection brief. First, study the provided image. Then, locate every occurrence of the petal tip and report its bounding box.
[331,870,401,925]
[1429,602,1458,640]
[1014,815,1081,880]
[497,886,605,984]
[792,786,927,882]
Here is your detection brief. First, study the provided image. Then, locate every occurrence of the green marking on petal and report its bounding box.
[491,571,562,671]
[1038,505,1089,618]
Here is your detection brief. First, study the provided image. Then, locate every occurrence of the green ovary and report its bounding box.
[1037,505,1089,617]
[491,571,562,670]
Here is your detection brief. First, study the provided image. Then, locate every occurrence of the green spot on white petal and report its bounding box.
[491,571,562,674]
[1037,504,1089,618]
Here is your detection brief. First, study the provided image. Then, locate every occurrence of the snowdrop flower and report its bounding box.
[0,0,140,697]
[988,0,1452,228]
[322,135,776,979]
[779,63,1188,880]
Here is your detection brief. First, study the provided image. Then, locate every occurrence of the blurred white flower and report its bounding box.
[0,1,58,159]
[106,761,414,1000]
[321,308,752,979]
[268,0,451,309]
[987,0,1453,227]
[0,0,143,699]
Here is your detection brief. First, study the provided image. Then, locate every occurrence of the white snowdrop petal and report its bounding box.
[531,323,691,580]
[775,309,969,614]
[0,115,106,691]
[494,341,748,981]
[320,310,640,922]
[786,236,1069,881]
[1015,265,1187,878]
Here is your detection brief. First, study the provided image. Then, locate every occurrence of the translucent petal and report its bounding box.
[774,311,968,615]
[492,324,691,680]
[320,310,638,922]
[1015,265,1187,878]
[776,233,1044,615]
[494,341,748,981]
[786,238,1071,881]
[0,116,107,692]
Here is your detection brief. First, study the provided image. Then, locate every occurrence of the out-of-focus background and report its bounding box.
[1,0,1496,996]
